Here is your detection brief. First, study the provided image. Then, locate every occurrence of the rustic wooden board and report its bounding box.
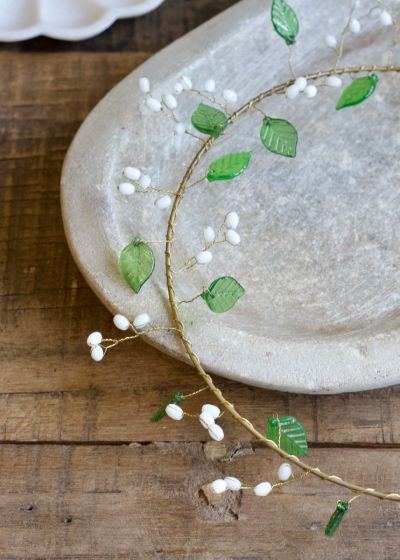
[1,4,400,554]
[0,443,399,559]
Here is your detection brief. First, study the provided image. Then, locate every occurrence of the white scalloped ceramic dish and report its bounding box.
[62,0,400,393]
[0,0,165,42]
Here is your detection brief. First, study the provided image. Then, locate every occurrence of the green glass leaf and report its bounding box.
[271,0,299,45]
[325,501,349,537]
[260,117,298,158]
[201,276,245,313]
[191,103,228,138]
[119,236,155,294]
[336,74,378,110]
[266,416,308,456]
[207,152,252,182]
[150,391,184,423]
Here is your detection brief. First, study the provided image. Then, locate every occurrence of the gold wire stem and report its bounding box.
[183,386,209,399]
[164,64,400,503]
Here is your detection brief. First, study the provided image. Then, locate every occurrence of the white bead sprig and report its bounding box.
[176,211,241,274]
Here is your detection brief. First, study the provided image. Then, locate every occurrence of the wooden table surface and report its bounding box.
[1,1,400,558]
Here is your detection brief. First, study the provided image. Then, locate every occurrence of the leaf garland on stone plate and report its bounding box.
[201,276,245,313]
[191,103,228,138]
[260,117,298,157]
[336,74,378,110]
[266,415,308,456]
[271,0,299,45]
[119,236,155,294]
[207,151,252,182]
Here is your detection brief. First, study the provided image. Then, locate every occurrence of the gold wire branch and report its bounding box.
[164,64,400,503]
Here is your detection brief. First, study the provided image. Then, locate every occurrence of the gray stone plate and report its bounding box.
[61,0,400,393]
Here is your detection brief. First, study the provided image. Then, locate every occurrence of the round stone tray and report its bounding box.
[61,0,400,393]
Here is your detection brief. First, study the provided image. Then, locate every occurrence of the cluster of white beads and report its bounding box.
[196,211,241,266]
[165,402,224,441]
[210,476,242,494]
[118,165,172,210]
[87,331,104,362]
[113,312,150,332]
[199,404,224,441]
[286,76,317,100]
[210,463,293,496]
[86,312,150,362]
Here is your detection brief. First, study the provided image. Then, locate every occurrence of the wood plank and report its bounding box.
[1,52,400,445]
[0,443,398,559]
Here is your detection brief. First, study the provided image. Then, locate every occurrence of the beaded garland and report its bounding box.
[86,0,400,537]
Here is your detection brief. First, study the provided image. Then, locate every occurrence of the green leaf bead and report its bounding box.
[191,103,228,138]
[336,74,378,110]
[207,151,252,182]
[325,501,349,537]
[201,276,245,313]
[119,236,155,294]
[271,0,299,45]
[260,117,298,158]
[266,416,308,456]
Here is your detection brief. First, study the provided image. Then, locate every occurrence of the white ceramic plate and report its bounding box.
[62,0,400,393]
[0,0,165,41]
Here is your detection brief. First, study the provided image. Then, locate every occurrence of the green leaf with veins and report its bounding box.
[201,276,245,313]
[271,0,299,45]
[207,151,252,182]
[260,117,298,158]
[336,74,378,110]
[191,103,228,138]
[119,236,155,294]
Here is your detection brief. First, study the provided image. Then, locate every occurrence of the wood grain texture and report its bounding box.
[0,4,400,556]
[0,443,400,559]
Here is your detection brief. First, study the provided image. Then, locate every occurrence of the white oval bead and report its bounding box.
[203,226,216,244]
[146,96,162,112]
[224,476,242,491]
[165,403,184,421]
[225,211,239,230]
[174,82,184,94]
[254,482,272,497]
[174,122,186,135]
[139,77,150,93]
[205,78,216,93]
[199,411,215,429]
[90,345,104,362]
[380,10,393,26]
[155,195,172,209]
[324,34,337,48]
[202,403,220,419]
[226,229,241,246]
[222,89,238,104]
[208,423,224,441]
[139,175,152,189]
[295,76,307,92]
[326,75,342,88]
[133,313,150,330]
[164,93,178,110]
[210,479,227,494]
[196,250,213,265]
[304,85,318,98]
[87,331,102,347]
[350,18,361,34]
[181,76,192,90]
[278,462,293,481]
[118,182,135,196]
[113,314,130,331]
[285,84,299,99]
[123,166,141,181]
